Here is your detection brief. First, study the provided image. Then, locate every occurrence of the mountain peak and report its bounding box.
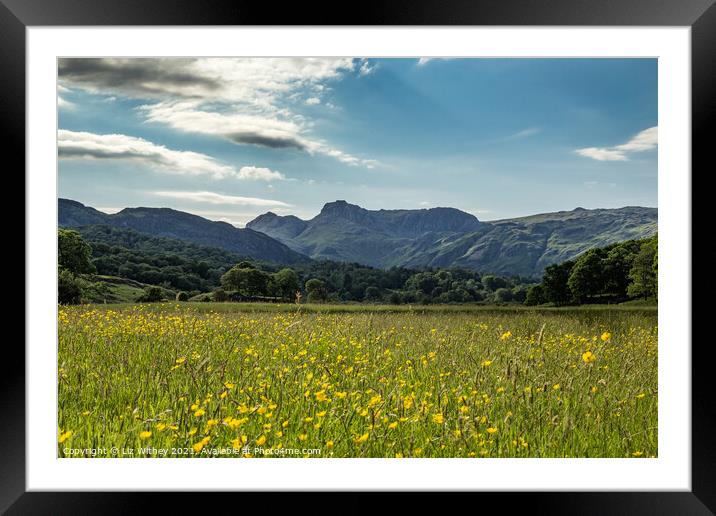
[320,200,361,213]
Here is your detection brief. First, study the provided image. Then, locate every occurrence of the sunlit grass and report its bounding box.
[58,303,657,458]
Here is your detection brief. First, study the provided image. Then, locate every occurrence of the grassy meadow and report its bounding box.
[58,302,657,458]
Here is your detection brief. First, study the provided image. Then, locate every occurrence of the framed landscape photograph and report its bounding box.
[7,0,711,513]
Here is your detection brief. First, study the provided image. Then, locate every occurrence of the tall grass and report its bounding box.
[58,304,657,458]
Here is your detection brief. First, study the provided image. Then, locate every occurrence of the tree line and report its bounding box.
[58,227,657,306]
[525,234,657,306]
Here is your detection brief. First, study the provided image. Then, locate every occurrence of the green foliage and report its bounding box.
[524,284,546,306]
[138,285,164,303]
[603,241,642,298]
[482,275,508,291]
[542,261,575,306]
[533,235,658,306]
[58,267,84,304]
[221,265,270,296]
[59,229,96,274]
[568,249,607,303]
[212,288,229,302]
[64,220,657,308]
[272,268,300,301]
[305,278,328,302]
[79,225,247,291]
[364,286,381,301]
[176,291,189,302]
[627,236,658,300]
[494,288,513,303]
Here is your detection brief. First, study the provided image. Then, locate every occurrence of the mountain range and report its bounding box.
[58,199,308,265]
[247,201,657,276]
[59,198,657,277]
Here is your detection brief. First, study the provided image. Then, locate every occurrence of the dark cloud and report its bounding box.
[58,58,220,97]
[58,145,157,161]
[226,132,307,150]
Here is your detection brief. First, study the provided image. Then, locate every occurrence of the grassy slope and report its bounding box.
[83,275,175,304]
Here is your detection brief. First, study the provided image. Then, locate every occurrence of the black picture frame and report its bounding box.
[4,0,710,513]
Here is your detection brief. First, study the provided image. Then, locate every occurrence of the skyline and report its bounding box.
[58,57,657,226]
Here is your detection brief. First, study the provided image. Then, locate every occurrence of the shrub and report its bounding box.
[212,288,229,302]
[176,291,189,302]
[138,286,164,303]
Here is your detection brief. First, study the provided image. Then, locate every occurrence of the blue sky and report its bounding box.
[58,58,657,226]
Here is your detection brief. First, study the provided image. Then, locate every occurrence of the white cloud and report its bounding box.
[58,96,74,110]
[237,166,285,182]
[58,130,237,179]
[59,130,291,183]
[181,209,276,227]
[141,101,377,167]
[575,126,657,161]
[358,59,375,76]
[506,127,541,140]
[59,58,379,168]
[575,148,629,161]
[613,126,658,152]
[305,97,321,105]
[152,190,291,207]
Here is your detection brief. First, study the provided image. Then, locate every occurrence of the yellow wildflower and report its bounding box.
[582,351,596,364]
[354,432,369,444]
[192,436,210,453]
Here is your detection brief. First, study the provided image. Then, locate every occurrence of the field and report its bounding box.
[58,302,657,458]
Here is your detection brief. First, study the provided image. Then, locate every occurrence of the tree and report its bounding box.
[212,287,228,302]
[568,249,606,303]
[524,284,546,306]
[494,288,513,303]
[364,286,381,301]
[58,229,96,274]
[511,285,528,303]
[627,237,657,300]
[482,275,508,291]
[272,268,300,301]
[406,272,437,296]
[603,241,641,300]
[305,278,327,302]
[176,291,189,301]
[542,260,574,306]
[221,264,270,296]
[58,267,84,304]
[139,285,164,302]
